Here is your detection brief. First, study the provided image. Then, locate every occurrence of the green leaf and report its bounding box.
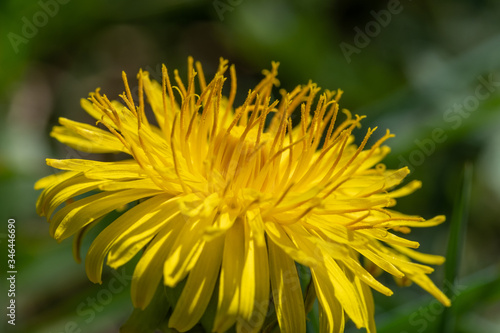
[120,283,170,333]
[306,300,320,333]
[444,162,473,285]
[439,162,473,333]
[376,264,500,333]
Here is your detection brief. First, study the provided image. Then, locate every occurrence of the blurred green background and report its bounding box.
[1,0,500,332]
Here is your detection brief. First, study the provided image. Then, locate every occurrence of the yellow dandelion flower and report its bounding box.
[35,57,450,332]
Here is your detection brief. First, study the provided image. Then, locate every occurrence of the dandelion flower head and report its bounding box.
[35,57,450,332]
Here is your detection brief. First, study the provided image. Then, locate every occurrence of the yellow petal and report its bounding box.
[141,71,173,133]
[80,98,102,121]
[359,228,420,249]
[34,170,77,190]
[236,225,269,333]
[238,222,256,322]
[355,167,409,197]
[51,118,126,154]
[163,211,216,287]
[178,192,220,218]
[38,173,108,217]
[353,272,375,333]
[263,222,318,267]
[301,224,394,297]
[245,209,266,247]
[203,211,237,241]
[51,188,161,241]
[46,159,143,180]
[387,180,422,198]
[319,296,344,333]
[36,171,77,215]
[286,225,365,329]
[131,215,184,309]
[268,240,306,333]
[378,215,446,228]
[391,244,446,265]
[72,217,101,264]
[107,196,179,269]
[339,254,393,297]
[98,179,160,191]
[356,145,391,171]
[169,235,224,331]
[236,210,270,333]
[319,197,394,214]
[84,193,171,283]
[213,221,245,333]
[403,270,451,306]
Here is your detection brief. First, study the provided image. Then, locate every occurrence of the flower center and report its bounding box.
[213,125,272,184]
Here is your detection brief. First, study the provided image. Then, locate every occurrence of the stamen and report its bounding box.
[137,70,147,126]
[170,114,188,193]
[195,61,207,91]
[222,64,237,126]
[121,71,137,117]
[174,69,187,99]
[162,65,176,139]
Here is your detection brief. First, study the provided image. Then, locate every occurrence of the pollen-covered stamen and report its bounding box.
[320,129,396,199]
[174,69,188,101]
[137,69,148,127]
[194,60,207,91]
[136,119,175,189]
[89,92,117,126]
[85,93,134,153]
[311,130,352,189]
[322,100,340,152]
[170,114,189,193]
[254,62,279,102]
[309,97,327,149]
[121,71,137,117]
[226,89,255,135]
[194,76,225,172]
[255,98,278,146]
[93,91,122,128]
[237,63,279,129]
[161,65,176,139]
[215,90,276,179]
[314,120,372,187]
[180,69,198,137]
[204,77,226,177]
[303,85,323,150]
[221,64,237,127]
[353,129,395,171]
[224,121,262,181]
[287,94,338,189]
